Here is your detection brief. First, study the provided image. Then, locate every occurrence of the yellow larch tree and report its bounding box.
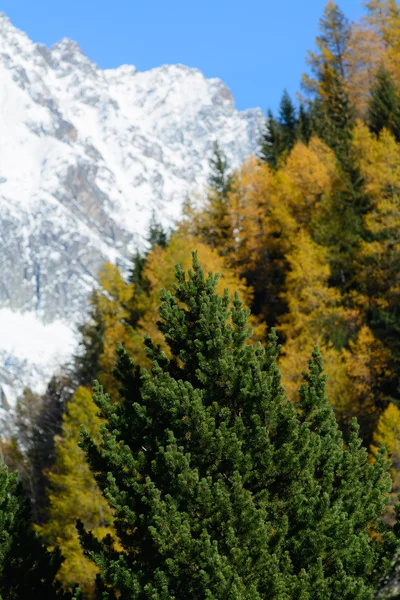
[302,1,351,95]
[341,325,392,441]
[278,231,356,409]
[371,402,400,522]
[353,122,400,311]
[346,23,385,114]
[364,0,400,84]
[39,387,116,596]
[222,141,336,324]
[94,262,136,392]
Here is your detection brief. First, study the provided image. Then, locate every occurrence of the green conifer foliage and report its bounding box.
[260,109,283,167]
[0,463,66,600]
[367,65,400,140]
[260,92,298,168]
[298,103,313,144]
[194,141,234,251]
[74,294,106,388]
[279,89,298,151]
[317,64,355,161]
[208,140,233,200]
[146,211,169,251]
[78,254,397,599]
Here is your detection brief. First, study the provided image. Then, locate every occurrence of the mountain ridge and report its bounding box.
[0,13,264,403]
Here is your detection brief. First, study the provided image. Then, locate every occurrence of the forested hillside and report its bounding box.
[3,1,400,598]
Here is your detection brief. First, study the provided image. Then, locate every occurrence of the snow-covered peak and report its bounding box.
[50,38,98,76]
[0,13,265,404]
[0,12,34,55]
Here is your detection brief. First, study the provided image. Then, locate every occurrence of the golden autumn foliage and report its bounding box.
[39,387,115,596]
[346,23,385,114]
[364,0,400,84]
[302,1,351,95]
[186,141,337,324]
[371,402,400,521]
[94,262,136,392]
[226,142,335,269]
[278,230,391,437]
[278,232,356,407]
[353,122,400,307]
[340,326,392,438]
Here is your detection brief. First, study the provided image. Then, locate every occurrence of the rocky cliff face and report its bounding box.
[0,13,264,402]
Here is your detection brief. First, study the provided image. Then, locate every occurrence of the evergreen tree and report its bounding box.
[78,254,397,599]
[0,462,66,599]
[128,214,169,327]
[74,294,105,388]
[311,66,369,287]
[298,102,313,143]
[208,140,233,199]
[367,64,400,140]
[192,141,234,251]
[260,109,283,167]
[279,89,298,151]
[146,211,168,250]
[260,93,298,167]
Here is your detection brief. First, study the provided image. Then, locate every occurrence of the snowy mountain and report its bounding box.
[0,13,264,404]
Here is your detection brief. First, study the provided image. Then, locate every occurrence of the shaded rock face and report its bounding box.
[0,13,264,399]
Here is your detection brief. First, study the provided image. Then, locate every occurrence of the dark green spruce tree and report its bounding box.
[196,141,234,251]
[78,254,398,599]
[74,292,106,388]
[298,102,313,144]
[260,109,282,167]
[367,65,400,141]
[312,64,369,288]
[208,140,233,199]
[278,89,298,152]
[129,212,169,294]
[128,212,169,326]
[260,91,298,168]
[0,462,67,599]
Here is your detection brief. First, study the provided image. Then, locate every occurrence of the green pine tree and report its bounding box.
[74,294,106,388]
[260,92,298,167]
[194,141,234,251]
[129,213,168,293]
[78,254,397,599]
[310,64,369,287]
[260,109,283,167]
[128,213,169,327]
[279,89,298,151]
[208,140,233,199]
[367,65,400,141]
[298,102,313,144]
[146,211,168,250]
[0,462,66,599]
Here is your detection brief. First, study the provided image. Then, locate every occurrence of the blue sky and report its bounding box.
[2,0,365,113]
